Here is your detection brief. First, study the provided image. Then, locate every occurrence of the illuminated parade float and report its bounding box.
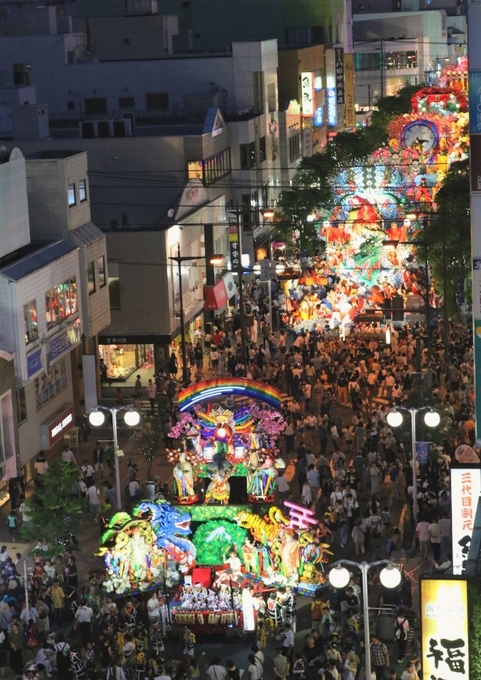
[277,78,469,333]
[99,379,332,633]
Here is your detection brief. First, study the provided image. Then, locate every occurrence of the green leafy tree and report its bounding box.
[134,393,171,479]
[424,159,471,320]
[274,83,422,250]
[20,460,84,557]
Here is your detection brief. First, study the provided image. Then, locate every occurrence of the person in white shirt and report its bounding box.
[206,658,227,680]
[62,446,77,465]
[86,485,101,521]
[147,593,160,624]
[74,600,94,646]
[129,479,140,500]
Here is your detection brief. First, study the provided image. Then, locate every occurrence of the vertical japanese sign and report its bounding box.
[301,72,314,116]
[228,210,240,270]
[421,579,469,679]
[344,53,356,128]
[334,47,345,104]
[451,468,481,574]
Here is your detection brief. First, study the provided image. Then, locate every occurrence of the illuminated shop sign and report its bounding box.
[301,72,314,115]
[327,88,337,126]
[421,579,469,679]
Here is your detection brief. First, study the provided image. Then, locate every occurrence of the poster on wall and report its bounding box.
[421,579,469,679]
[451,468,481,574]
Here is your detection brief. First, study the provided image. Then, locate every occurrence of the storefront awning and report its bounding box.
[204,280,228,310]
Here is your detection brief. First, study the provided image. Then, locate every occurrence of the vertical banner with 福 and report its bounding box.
[421,579,469,679]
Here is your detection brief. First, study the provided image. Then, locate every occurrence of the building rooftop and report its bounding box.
[0,240,77,281]
[26,149,84,159]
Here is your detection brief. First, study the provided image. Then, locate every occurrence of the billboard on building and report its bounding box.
[301,72,314,115]
[344,53,356,128]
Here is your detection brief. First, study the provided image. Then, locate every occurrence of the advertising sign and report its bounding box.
[421,579,469,679]
[327,88,337,126]
[344,53,356,128]
[451,468,481,574]
[228,210,240,270]
[335,47,345,104]
[301,72,314,116]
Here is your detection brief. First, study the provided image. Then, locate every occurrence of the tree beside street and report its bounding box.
[20,460,84,557]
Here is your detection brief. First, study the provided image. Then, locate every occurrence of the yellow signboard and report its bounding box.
[421,579,469,679]
[344,53,356,128]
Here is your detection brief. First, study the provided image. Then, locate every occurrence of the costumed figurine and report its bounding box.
[173,451,198,504]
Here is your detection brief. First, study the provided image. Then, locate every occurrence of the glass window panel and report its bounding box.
[87,261,96,295]
[98,256,106,288]
[79,179,87,202]
[68,183,76,206]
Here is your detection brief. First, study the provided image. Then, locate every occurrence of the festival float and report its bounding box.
[164,378,332,632]
[275,74,469,334]
[97,378,332,634]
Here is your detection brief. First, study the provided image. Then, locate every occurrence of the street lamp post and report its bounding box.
[329,559,401,680]
[386,406,441,525]
[169,244,206,386]
[88,405,141,509]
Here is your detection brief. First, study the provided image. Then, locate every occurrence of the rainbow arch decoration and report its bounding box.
[178,378,282,412]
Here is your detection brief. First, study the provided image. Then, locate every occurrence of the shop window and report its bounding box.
[259,136,267,163]
[79,179,87,202]
[188,160,203,181]
[34,358,68,410]
[45,277,78,330]
[23,300,38,345]
[240,142,256,170]
[145,92,169,110]
[16,387,27,425]
[84,97,107,115]
[119,96,135,108]
[68,184,76,207]
[0,393,14,476]
[87,261,96,295]
[108,263,121,309]
[98,256,107,288]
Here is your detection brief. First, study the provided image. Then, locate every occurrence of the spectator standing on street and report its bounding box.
[147,379,157,415]
[62,445,77,466]
[206,657,227,680]
[371,635,390,680]
[6,510,17,541]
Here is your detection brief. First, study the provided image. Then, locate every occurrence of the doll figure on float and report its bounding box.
[247,452,278,503]
[173,451,198,505]
[204,466,231,505]
[213,548,245,587]
[279,529,301,580]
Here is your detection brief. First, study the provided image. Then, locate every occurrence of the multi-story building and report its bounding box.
[353,8,466,107]
[0,146,109,478]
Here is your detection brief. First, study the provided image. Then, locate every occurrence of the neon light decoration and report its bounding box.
[98,501,196,595]
[178,378,282,412]
[284,501,319,530]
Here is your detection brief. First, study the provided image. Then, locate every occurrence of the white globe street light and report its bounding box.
[88,410,105,428]
[424,410,441,428]
[379,564,402,589]
[328,565,350,589]
[87,405,141,509]
[386,410,403,428]
[385,406,441,524]
[329,560,401,680]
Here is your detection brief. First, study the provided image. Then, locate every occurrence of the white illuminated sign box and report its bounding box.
[301,72,314,116]
[451,467,481,574]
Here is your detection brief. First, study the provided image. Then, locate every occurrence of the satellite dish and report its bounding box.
[168,208,175,218]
